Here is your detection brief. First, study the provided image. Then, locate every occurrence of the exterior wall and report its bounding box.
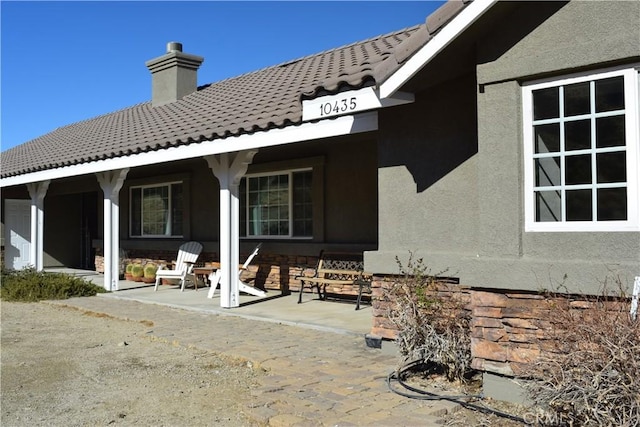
[252,134,378,244]
[373,70,480,266]
[476,1,640,86]
[367,0,640,296]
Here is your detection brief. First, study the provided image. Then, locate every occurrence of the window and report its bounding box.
[130,182,183,237]
[240,169,313,238]
[523,67,639,231]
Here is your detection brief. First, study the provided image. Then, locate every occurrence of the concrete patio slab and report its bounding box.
[47,268,374,337]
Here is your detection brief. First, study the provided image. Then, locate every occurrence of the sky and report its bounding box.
[0,1,444,152]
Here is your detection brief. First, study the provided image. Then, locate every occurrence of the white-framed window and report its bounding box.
[522,66,640,232]
[130,181,183,237]
[240,169,313,238]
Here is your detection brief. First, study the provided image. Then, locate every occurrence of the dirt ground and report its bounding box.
[400,369,529,427]
[1,301,530,427]
[1,302,261,426]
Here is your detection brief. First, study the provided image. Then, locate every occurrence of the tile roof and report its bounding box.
[1,1,467,180]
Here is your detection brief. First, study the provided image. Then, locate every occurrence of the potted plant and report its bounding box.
[124,263,135,281]
[142,262,157,283]
[131,263,144,282]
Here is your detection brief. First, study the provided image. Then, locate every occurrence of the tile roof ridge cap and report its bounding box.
[372,0,472,88]
[274,23,423,66]
[199,23,424,88]
[425,0,468,35]
[390,0,472,66]
[367,23,430,90]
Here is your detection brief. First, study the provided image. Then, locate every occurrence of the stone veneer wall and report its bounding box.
[371,276,632,378]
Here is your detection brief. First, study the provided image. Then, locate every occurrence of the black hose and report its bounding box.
[386,359,527,424]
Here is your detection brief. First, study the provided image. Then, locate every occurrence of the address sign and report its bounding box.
[303,87,385,122]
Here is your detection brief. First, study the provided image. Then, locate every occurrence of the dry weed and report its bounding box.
[523,289,640,426]
[384,253,471,382]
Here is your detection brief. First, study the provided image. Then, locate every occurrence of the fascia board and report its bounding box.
[0,111,378,188]
[379,0,497,99]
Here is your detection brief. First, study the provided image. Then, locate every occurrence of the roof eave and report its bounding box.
[379,0,497,99]
[0,112,378,188]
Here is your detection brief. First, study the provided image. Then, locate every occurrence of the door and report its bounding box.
[80,192,98,269]
[4,199,31,269]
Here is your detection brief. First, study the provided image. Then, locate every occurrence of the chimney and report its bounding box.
[145,42,204,107]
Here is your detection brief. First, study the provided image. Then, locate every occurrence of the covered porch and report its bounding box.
[47,268,373,336]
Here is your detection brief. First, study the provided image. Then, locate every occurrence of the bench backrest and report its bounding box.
[316,251,364,280]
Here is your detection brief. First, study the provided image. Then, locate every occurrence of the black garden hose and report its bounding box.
[386,359,527,424]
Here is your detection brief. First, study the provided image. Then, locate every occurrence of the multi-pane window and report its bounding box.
[523,67,639,231]
[240,169,312,238]
[130,182,183,237]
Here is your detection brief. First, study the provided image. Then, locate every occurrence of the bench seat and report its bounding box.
[295,251,372,310]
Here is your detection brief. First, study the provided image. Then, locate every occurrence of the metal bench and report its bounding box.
[296,251,372,310]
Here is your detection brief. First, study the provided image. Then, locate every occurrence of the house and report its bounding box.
[2,0,639,400]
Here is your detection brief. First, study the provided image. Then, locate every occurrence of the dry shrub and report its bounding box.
[384,253,471,382]
[523,288,640,426]
[0,268,106,302]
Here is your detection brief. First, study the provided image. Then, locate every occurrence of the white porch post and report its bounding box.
[205,150,257,308]
[26,180,50,271]
[96,169,129,291]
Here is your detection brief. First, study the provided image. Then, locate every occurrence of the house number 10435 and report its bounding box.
[319,97,357,117]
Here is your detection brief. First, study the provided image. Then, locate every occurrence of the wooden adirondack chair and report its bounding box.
[207,243,266,298]
[154,241,203,292]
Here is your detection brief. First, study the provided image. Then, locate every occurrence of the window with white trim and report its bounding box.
[240,169,312,238]
[523,67,640,232]
[130,182,183,237]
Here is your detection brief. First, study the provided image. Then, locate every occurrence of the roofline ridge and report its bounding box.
[199,23,424,88]
[275,23,424,67]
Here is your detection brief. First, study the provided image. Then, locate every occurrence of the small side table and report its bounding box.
[193,266,218,291]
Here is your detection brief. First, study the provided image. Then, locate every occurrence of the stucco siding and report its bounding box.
[477,80,523,259]
[324,142,378,243]
[477,1,640,86]
[373,72,479,274]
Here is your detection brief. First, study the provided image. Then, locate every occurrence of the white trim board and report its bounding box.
[0,111,378,188]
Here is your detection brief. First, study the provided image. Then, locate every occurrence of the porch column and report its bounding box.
[205,150,257,308]
[26,180,50,271]
[96,169,129,291]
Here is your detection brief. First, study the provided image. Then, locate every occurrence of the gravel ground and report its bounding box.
[1,302,261,427]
